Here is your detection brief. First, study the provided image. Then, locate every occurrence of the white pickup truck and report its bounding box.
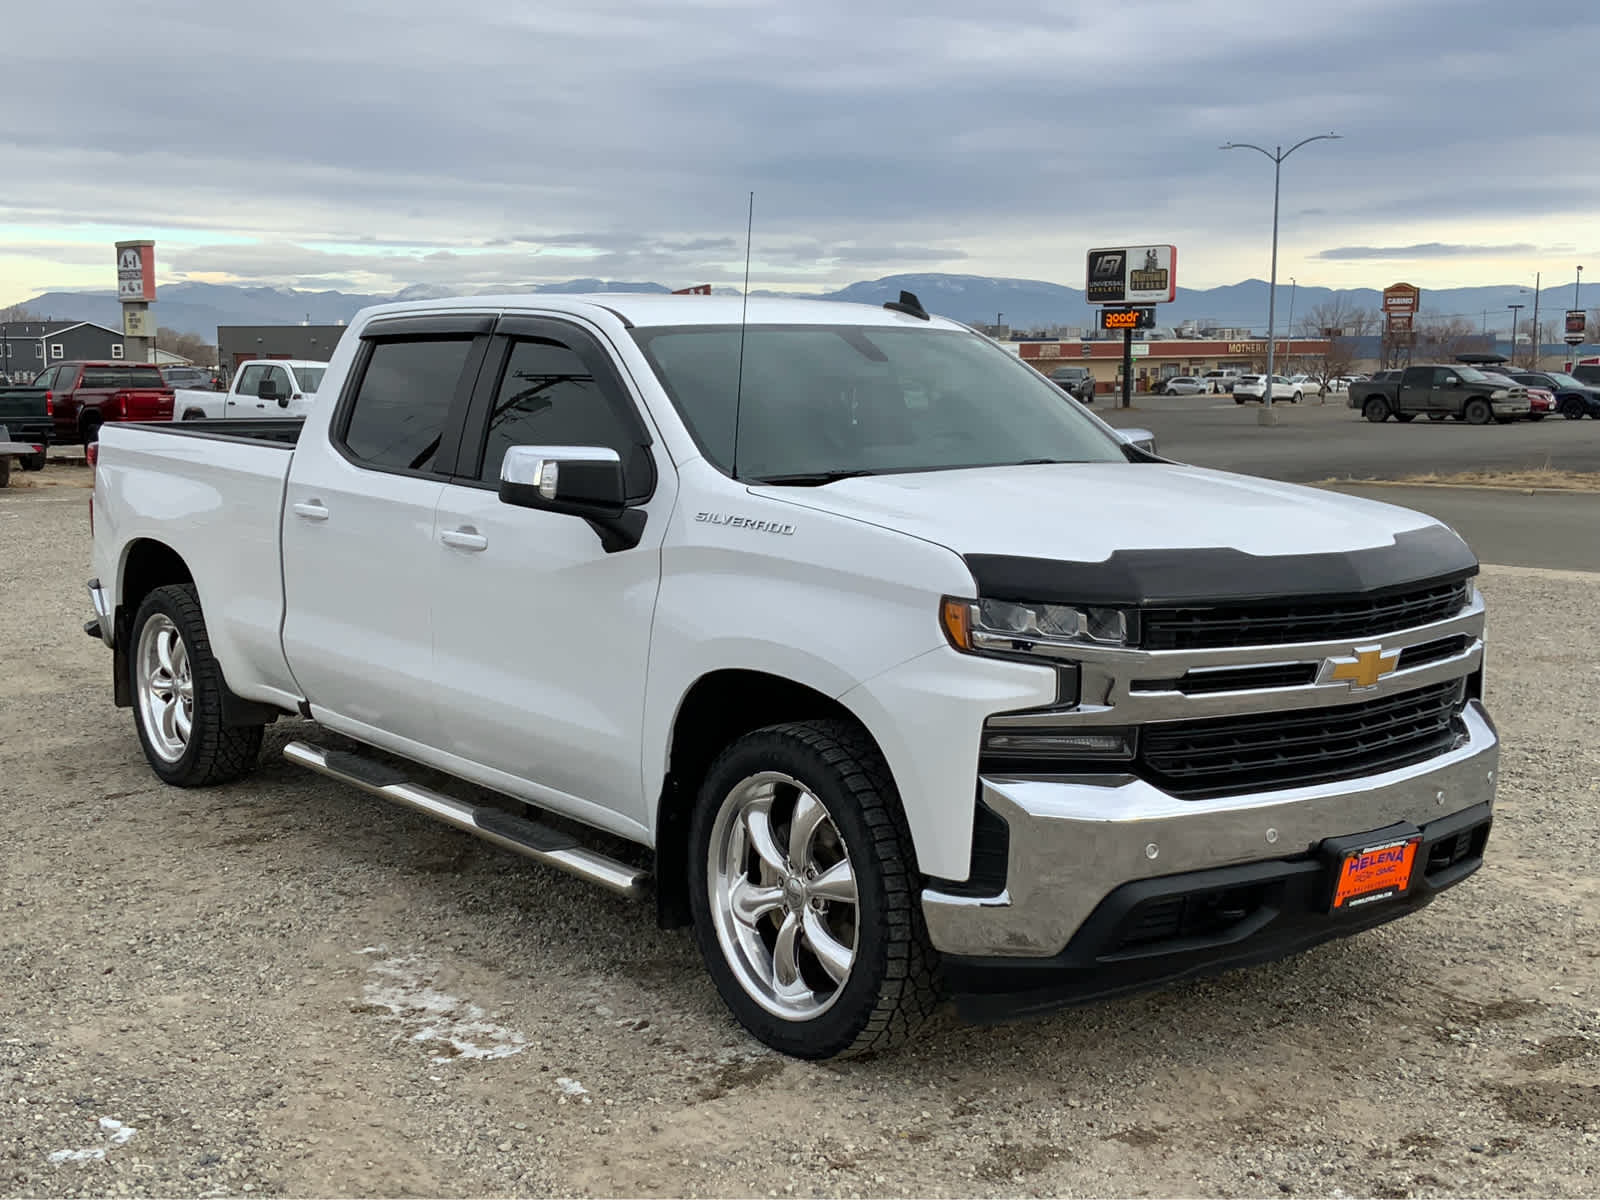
[172,359,327,422]
[85,292,1499,1059]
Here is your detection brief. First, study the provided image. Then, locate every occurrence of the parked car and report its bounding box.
[1287,374,1324,397]
[1232,374,1302,404]
[1506,371,1600,420]
[1200,369,1240,394]
[1045,364,1095,404]
[83,292,1498,1060]
[0,381,54,470]
[160,366,215,391]
[35,361,173,444]
[1348,365,1529,425]
[1159,375,1205,395]
[173,359,327,422]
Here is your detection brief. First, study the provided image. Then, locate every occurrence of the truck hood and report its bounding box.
[756,462,1445,569]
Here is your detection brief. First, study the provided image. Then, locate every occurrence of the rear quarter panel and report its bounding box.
[94,426,300,708]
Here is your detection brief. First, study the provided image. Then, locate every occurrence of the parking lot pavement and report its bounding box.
[1320,485,1600,573]
[5,478,1600,1198]
[1095,397,1600,483]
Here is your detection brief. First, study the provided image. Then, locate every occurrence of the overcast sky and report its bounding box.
[2,0,1596,302]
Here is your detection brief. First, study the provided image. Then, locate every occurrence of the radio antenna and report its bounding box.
[730,191,754,480]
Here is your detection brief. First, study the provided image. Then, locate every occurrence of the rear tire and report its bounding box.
[1464,398,1493,426]
[1363,397,1390,423]
[79,414,102,445]
[129,584,263,787]
[687,719,940,1060]
[1527,413,1545,422]
[181,409,206,422]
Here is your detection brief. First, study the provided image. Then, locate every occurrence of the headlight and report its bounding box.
[1491,389,1508,399]
[941,596,1129,659]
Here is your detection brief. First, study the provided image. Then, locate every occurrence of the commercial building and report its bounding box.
[1016,335,1333,394]
[217,324,347,371]
[0,320,126,380]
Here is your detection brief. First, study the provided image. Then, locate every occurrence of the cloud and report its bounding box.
[1318,243,1542,260]
[0,0,1596,299]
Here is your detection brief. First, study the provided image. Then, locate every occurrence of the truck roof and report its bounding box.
[349,293,971,333]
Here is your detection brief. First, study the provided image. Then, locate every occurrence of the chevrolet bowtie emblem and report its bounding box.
[1323,646,1401,690]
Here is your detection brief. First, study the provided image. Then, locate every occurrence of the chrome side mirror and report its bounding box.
[1118,427,1157,455]
[499,445,627,518]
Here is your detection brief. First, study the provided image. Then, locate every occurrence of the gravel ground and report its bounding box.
[3,474,1599,1198]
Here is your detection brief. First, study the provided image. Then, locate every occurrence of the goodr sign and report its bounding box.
[1085,245,1177,305]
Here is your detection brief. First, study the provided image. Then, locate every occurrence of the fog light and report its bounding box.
[981,727,1135,760]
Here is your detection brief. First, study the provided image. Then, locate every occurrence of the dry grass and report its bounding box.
[1326,467,1600,492]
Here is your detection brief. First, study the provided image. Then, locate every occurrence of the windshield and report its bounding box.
[631,324,1127,481]
[294,366,326,392]
[1454,367,1489,382]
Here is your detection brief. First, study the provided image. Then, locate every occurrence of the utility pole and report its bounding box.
[1508,303,1524,359]
[1530,271,1541,369]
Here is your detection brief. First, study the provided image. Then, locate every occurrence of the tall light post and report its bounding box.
[1508,303,1524,359]
[1284,276,1298,375]
[1530,271,1541,369]
[1221,133,1341,425]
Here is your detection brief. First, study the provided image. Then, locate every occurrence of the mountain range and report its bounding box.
[11,274,1595,342]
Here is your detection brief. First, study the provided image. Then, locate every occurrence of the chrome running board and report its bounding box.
[282,740,649,899]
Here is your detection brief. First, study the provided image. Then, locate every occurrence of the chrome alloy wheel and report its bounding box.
[136,613,193,762]
[707,771,860,1021]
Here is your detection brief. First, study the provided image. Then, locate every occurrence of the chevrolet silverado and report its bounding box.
[84,293,1499,1058]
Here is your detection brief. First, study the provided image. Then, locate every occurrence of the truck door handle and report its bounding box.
[441,528,488,551]
[292,501,329,522]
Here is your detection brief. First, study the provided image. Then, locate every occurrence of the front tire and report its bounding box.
[21,451,45,471]
[129,584,263,787]
[1562,397,1586,420]
[687,720,940,1060]
[1464,397,1493,425]
[1363,397,1390,423]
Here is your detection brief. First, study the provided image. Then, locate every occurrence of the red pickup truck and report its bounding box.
[37,361,174,444]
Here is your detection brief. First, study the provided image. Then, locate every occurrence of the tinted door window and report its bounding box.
[476,337,646,486]
[236,364,268,396]
[82,367,124,388]
[129,366,163,388]
[342,338,475,472]
[266,366,293,396]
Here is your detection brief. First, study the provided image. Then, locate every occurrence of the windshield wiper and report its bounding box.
[748,469,879,486]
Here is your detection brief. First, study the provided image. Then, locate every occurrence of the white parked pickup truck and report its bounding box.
[172,359,327,422]
[84,292,1499,1059]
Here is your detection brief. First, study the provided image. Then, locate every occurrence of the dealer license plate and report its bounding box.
[1332,836,1420,910]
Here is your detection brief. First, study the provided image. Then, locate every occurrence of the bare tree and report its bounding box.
[0,303,41,323]
[1297,300,1379,385]
[1414,317,1487,362]
[154,326,218,367]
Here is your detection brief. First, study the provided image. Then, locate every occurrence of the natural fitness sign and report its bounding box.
[1085,245,1177,305]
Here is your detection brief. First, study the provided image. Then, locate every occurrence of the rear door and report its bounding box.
[1395,367,1433,414]
[428,314,672,826]
[122,365,173,420]
[280,314,493,744]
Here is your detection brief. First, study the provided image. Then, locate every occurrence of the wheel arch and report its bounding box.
[652,669,895,930]
[112,540,276,726]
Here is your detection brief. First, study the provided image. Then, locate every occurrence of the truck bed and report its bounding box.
[125,417,305,447]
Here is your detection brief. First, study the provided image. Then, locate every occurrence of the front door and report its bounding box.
[430,316,672,828]
[281,319,491,745]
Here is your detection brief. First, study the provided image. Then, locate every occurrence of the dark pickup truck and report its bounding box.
[1348,364,1530,425]
[0,385,53,478]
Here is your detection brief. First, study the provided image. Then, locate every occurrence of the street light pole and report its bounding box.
[1508,303,1524,359]
[1221,132,1341,425]
[1284,277,1297,375]
[1530,271,1541,369]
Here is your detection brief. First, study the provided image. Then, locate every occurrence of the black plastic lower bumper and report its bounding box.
[940,802,1492,1022]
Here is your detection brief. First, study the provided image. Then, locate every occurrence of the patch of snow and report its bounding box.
[557,1076,588,1096]
[358,951,528,1064]
[47,1117,137,1165]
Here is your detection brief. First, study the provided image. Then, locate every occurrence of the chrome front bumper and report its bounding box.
[921,699,1498,958]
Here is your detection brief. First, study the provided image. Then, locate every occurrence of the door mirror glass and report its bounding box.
[499,445,627,517]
